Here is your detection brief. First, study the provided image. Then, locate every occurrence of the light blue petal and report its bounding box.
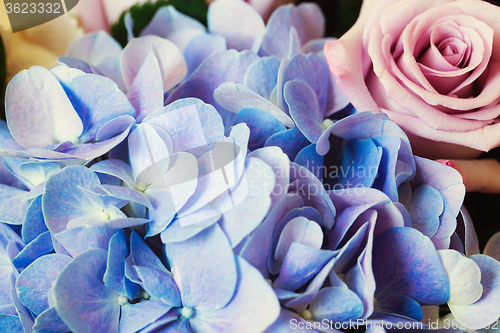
[235,108,286,151]
[12,231,53,270]
[0,185,30,225]
[406,185,443,238]
[164,224,236,311]
[144,98,224,153]
[285,80,323,143]
[449,254,500,330]
[119,300,174,333]
[184,34,227,78]
[309,287,363,322]
[190,256,280,333]
[141,6,205,40]
[273,242,334,291]
[294,144,324,180]
[214,82,294,127]
[5,67,83,149]
[208,0,265,51]
[53,249,120,333]
[264,127,309,161]
[16,254,72,316]
[134,266,181,307]
[56,67,135,143]
[53,225,117,257]
[243,56,281,99]
[90,159,136,188]
[43,166,102,234]
[104,230,129,295]
[372,227,449,306]
[173,50,259,131]
[32,306,70,333]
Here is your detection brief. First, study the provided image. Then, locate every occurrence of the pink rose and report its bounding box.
[325,0,500,159]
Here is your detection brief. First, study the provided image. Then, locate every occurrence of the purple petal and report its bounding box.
[164,224,236,311]
[208,0,265,51]
[406,185,443,238]
[261,3,325,58]
[375,295,423,322]
[239,194,304,277]
[275,217,323,263]
[6,67,83,148]
[53,249,121,333]
[309,286,364,322]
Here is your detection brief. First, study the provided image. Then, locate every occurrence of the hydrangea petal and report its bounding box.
[235,108,287,151]
[214,82,294,127]
[437,250,482,306]
[208,0,265,51]
[309,286,364,322]
[0,185,30,225]
[119,301,174,333]
[174,50,259,130]
[184,34,227,78]
[54,249,120,333]
[264,127,310,161]
[32,306,69,333]
[6,67,83,148]
[12,231,53,270]
[16,254,72,316]
[165,224,236,311]
[372,227,450,306]
[244,56,281,99]
[285,80,323,143]
[121,36,187,93]
[53,226,117,257]
[449,254,500,330]
[55,67,135,143]
[190,256,280,333]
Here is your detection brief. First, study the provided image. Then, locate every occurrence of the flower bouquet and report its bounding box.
[0,0,499,332]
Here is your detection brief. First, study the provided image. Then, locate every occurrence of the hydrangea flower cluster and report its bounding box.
[1,1,500,332]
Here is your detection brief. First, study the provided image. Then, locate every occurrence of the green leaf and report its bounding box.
[111,0,208,48]
[0,33,6,121]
